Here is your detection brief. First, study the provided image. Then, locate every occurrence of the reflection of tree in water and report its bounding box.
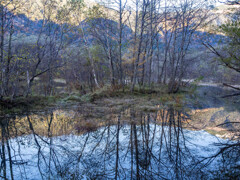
[197,122,240,179]
[0,108,239,179]
[214,142,240,179]
[0,116,14,180]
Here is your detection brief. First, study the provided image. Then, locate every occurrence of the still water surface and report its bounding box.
[0,107,239,179]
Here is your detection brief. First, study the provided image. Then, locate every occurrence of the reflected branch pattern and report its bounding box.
[0,107,239,179]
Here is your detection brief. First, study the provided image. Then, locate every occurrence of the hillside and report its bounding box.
[4,0,239,32]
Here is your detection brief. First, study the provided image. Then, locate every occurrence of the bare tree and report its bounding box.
[163,0,210,93]
[25,0,73,96]
[0,0,25,99]
[131,0,149,91]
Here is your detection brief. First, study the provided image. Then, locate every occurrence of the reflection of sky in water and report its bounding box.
[3,124,238,180]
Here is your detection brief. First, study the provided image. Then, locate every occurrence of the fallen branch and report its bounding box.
[221,93,240,98]
[223,83,240,91]
[217,122,240,127]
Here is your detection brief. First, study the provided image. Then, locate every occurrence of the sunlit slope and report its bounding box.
[203,4,240,33]
[3,0,239,33]
[3,0,132,25]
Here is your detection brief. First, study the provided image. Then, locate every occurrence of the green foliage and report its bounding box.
[220,21,240,44]
[87,4,106,20]
[188,76,204,94]
[68,0,85,11]
[90,45,105,63]
[64,94,82,102]
[217,16,240,73]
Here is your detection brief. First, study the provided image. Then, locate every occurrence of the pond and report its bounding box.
[0,107,239,179]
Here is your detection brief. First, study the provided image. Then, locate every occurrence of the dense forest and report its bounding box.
[0,0,239,99]
[0,0,240,179]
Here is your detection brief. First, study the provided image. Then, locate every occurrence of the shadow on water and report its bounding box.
[0,106,239,179]
[189,86,240,112]
[186,86,240,133]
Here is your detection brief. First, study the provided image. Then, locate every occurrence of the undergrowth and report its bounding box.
[0,84,188,114]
